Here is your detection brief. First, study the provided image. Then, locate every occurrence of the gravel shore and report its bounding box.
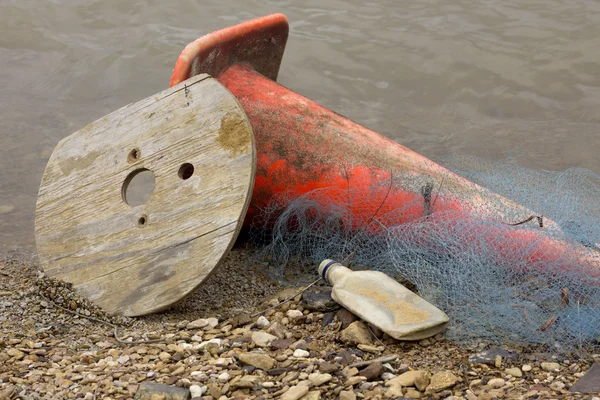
[1,247,599,399]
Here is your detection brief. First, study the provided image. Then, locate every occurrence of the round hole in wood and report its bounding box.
[178,163,194,180]
[138,214,148,227]
[122,169,155,206]
[127,148,141,163]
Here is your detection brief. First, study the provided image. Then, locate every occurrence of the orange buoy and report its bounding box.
[171,14,600,280]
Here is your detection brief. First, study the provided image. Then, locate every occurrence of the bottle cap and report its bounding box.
[318,259,339,282]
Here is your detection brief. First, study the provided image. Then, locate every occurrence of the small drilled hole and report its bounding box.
[178,163,194,180]
[137,214,148,227]
[128,148,141,163]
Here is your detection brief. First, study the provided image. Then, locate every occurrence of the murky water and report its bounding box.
[2,0,600,252]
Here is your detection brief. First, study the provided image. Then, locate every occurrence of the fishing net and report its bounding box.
[250,155,600,351]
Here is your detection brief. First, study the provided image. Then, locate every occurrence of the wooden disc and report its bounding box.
[35,74,256,316]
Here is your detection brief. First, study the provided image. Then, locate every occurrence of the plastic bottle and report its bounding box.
[319,259,449,340]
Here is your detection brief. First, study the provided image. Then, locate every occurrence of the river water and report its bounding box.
[2,0,600,253]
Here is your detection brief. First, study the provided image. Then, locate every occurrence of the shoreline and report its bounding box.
[1,247,598,399]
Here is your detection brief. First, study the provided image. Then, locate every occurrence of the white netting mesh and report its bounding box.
[250,156,600,351]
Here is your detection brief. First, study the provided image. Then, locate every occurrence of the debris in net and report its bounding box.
[250,156,600,352]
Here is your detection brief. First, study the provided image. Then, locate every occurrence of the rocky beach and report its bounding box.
[1,247,599,400]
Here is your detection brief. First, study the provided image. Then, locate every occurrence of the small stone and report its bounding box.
[293,349,310,358]
[340,321,373,346]
[488,378,505,389]
[404,388,422,399]
[189,385,205,398]
[205,317,219,329]
[262,382,275,388]
[522,364,532,372]
[359,362,383,381]
[339,390,356,400]
[468,348,517,366]
[117,355,130,364]
[319,362,339,374]
[381,372,396,381]
[309,373,332,387]
[385,383,404,398]
[302,391,321,400]
[495,355,502,368]
[217,372,230,383]
[268,367,289,376]
[389,370,431,392]
[336,350,354,365]
[346,376,367,386]
[357,344,382,354]
[251,331,279,347]
[541,362,561,372]
[505,367,522,377]
[302,288,339,312]
[337,308,359,329]
[271,338,295,350]
[197,338,222,351]
[232,375,260,389]
[230,313,252,328]
[426,371,458,393]
[256,316,270,329]
[281,385,309,400]
[238,352,275,370]
[134,382,190,400]
[287,309,303,319]
[187,319,209,329]
[267,322,286,339]
[6,349,25,360]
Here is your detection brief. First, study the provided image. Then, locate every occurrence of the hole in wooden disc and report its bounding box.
[178,163,194,180]
[122,169,155,206]
[138,214,148,227]
[128,148,141,163]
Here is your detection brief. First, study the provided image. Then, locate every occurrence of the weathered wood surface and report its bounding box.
[35,74,256,316]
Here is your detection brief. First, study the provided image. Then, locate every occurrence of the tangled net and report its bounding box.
[250,155,600,351]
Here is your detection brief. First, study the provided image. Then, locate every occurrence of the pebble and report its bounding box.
[218,371,230,383]
[358,362,383,381]
[340,321,373,346]
[541,362,561,372]
[187,318,209,329]
[522,364,533,372]
[293,349,310,358]
[487,378,505,389]
[302,288,339,311]
[426,371,459,393]
[189,384,206,397]
[381,372,396,381]
[251,330,279,347]
[506,367,522,377]
[238,352,275,370]
[390,370,431,391]
[309,373,332,387]
[256,316,270,328]
[281,384,309,400]
[339,390,357,400]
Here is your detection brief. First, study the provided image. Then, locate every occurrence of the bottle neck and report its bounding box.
[319,260,351,285]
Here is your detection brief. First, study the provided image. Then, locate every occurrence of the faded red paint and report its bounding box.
[170,14,600,280]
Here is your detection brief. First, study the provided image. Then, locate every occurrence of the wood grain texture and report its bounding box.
[35,74,256,316]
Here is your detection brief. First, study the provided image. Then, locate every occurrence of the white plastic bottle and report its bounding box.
[319,259,449,340]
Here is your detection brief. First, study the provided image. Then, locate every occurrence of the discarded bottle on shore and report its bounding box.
[318,259,449,340]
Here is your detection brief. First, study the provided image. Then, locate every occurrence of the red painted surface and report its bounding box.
[170,14,600,280]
